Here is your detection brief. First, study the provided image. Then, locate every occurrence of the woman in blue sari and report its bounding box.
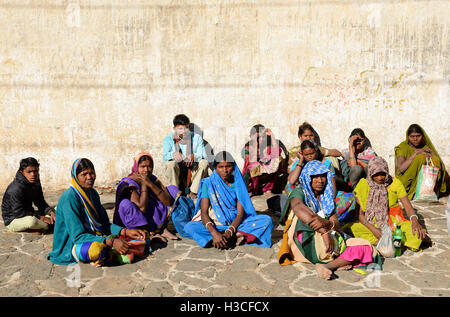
[184,151,274,249]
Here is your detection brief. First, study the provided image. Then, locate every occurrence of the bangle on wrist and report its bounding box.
[410,214,418,221]
[329,221,335,231]
[205,221,214,229]
[225,228,234,236]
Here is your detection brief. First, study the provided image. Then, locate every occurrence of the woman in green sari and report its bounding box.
[395,124,449,200]
[278,160,381,280]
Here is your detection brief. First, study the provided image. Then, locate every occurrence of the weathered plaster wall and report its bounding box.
[0,0,449,191]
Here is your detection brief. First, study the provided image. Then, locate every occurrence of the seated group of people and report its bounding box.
[1,115,448,280]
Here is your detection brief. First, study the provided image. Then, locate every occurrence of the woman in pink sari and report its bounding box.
[242,125,282,198]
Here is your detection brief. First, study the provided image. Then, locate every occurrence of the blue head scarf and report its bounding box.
[194,151,256,225]
[299,160,335,217]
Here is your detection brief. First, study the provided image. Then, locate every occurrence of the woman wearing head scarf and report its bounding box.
[342,156,427,254]
[183,151,274,249]
[113,152,180,241]
[395,123,449,200]
[284,140,356,222]
[278,160,381,280]
[241,125,283,198]
[48,158,148,266]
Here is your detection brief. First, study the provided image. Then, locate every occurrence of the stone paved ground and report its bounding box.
[0,188,449,298]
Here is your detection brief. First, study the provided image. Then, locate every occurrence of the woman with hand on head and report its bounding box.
[285,140,356,222]
[285,122,343,195]
[48,158,148,266]
[340,128,377,189]
[184,151,274,249]
[395,123,449,200]
[113,152,180,242]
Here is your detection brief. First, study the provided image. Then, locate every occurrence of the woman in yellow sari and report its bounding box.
[395,124,449,200]
[343,156,428,254]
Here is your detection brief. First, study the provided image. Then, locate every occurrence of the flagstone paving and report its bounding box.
[0,189,449,297]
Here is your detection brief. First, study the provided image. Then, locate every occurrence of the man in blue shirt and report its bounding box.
[163,114,209,199]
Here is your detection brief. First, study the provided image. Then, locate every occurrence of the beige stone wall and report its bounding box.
[0,0,449,192]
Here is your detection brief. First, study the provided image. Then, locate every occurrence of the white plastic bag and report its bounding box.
[376,224,396,258]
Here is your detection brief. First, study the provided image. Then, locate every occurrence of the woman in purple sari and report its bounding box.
[113,152,180,241]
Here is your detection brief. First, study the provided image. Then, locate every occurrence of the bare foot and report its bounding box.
[150,232,168,243]
[161,228,180,240]
[90,262,102,268]
[315,263,333,280]
[236,233,245,246]
[263,191,275,198]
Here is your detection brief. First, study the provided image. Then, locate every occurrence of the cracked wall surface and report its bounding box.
[0,0,448,190]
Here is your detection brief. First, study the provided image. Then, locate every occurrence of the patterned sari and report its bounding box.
[69,158,148,265]
[278,165,381,270]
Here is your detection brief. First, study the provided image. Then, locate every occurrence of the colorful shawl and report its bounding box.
[70,158,104,235]
[242,129,282,178]
[365,157,392,228]
[299,160,335,217]
[342,146,377,164]
[195,160,256,225]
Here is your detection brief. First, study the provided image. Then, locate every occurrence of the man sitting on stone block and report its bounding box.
[163,114,209,200]
[1,157,56,233]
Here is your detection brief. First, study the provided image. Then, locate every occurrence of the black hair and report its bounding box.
[406,124,424,136]
[138,155,154,167]
[298,122,315,137]
[300,140,323,161]
[76,158,95,176]
[19,157,39,171]
[349,128,366,139]
[297,122,321,146]
[213,151,235,168]
[173,114,190,127]
[249,124,265,137]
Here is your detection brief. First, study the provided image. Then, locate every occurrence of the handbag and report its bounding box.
[414,157,439,201]
[169,195,196,239]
